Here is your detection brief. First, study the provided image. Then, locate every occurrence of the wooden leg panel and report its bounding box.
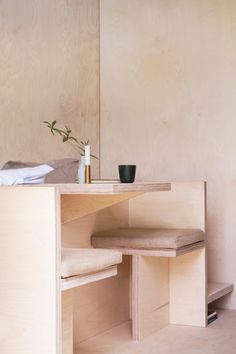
[169,248,207,327]
[132,256,169,340]
[62,290,73,354]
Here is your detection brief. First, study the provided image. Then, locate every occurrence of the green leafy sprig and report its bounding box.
[43,120,98,159]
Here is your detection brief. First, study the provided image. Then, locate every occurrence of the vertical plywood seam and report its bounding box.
[98,0,101,179]
[168,257,170,325]
[204,182,208,326]
[132,255,140,341]
[55,187,62,354]
[136,256,140,340]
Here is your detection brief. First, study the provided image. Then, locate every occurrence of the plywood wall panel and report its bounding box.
[0,0,99,177]
[100,0,236,308]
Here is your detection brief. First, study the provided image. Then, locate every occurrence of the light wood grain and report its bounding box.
[60,182,170,222]
[61,193,136,224]
[129,181,207,329]
[49,182,170,194]
[61,193,140,223]
[0,180,207,351]
[129,182,206,230]
[0,187,59,354]
[75,310,236,354]
[64,181,207,343]
[208,282,234,304]
[99,241,205,257]
[62,290,73,354]
[61,202,130,345]
[61,266,118,291]
[61,201,129,248]
[132,256,169,340]
[170,248,207,327]
[100,0,236,311]
[73,257,130,345]
[61,202,131,345]
[0,0,99,178]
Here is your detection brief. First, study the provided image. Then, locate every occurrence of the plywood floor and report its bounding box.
[76,309,236,354]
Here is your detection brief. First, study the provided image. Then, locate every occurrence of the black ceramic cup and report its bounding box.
[118,165,136,183]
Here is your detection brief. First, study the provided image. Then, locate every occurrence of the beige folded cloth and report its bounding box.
[0,164,54,185]
[2,158,79,183]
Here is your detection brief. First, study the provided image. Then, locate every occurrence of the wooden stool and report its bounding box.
[91,228,206,340]
[61,248,122,353]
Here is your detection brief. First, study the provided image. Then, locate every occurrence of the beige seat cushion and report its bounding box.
[91,228,205,250]
[61,248,122,279]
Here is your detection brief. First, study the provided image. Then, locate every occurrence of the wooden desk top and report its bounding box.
[54,181,171,194]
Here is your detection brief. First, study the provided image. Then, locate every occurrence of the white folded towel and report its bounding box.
[0,164,54,185]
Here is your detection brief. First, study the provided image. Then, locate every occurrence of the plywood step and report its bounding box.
[61,265,118,291]
[208,282,233,304]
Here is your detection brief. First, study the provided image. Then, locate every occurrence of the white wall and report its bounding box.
[100,0,236,308]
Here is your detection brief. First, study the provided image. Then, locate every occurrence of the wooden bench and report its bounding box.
[61,248,122,290]
[61,248,122,353]
[91,228,205,256]
[91,227,206,340]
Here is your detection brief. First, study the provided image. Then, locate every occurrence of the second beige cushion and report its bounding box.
[91,228,205,250]
[61,248,122,279]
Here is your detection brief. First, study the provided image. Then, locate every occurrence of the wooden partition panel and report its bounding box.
[62,290,73,354]
[170,248,206,326]
[132,256,169,340]
[129,182,206,230]
[0,187,60,354]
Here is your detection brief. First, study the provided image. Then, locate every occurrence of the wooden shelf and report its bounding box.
[104,241,205,258]
[61,266,118,291]
[208,282,233,304]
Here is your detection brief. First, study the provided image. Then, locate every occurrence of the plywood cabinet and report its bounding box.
[0,182,169,353]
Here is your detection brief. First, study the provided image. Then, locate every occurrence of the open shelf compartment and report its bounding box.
[208,282,233,304]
